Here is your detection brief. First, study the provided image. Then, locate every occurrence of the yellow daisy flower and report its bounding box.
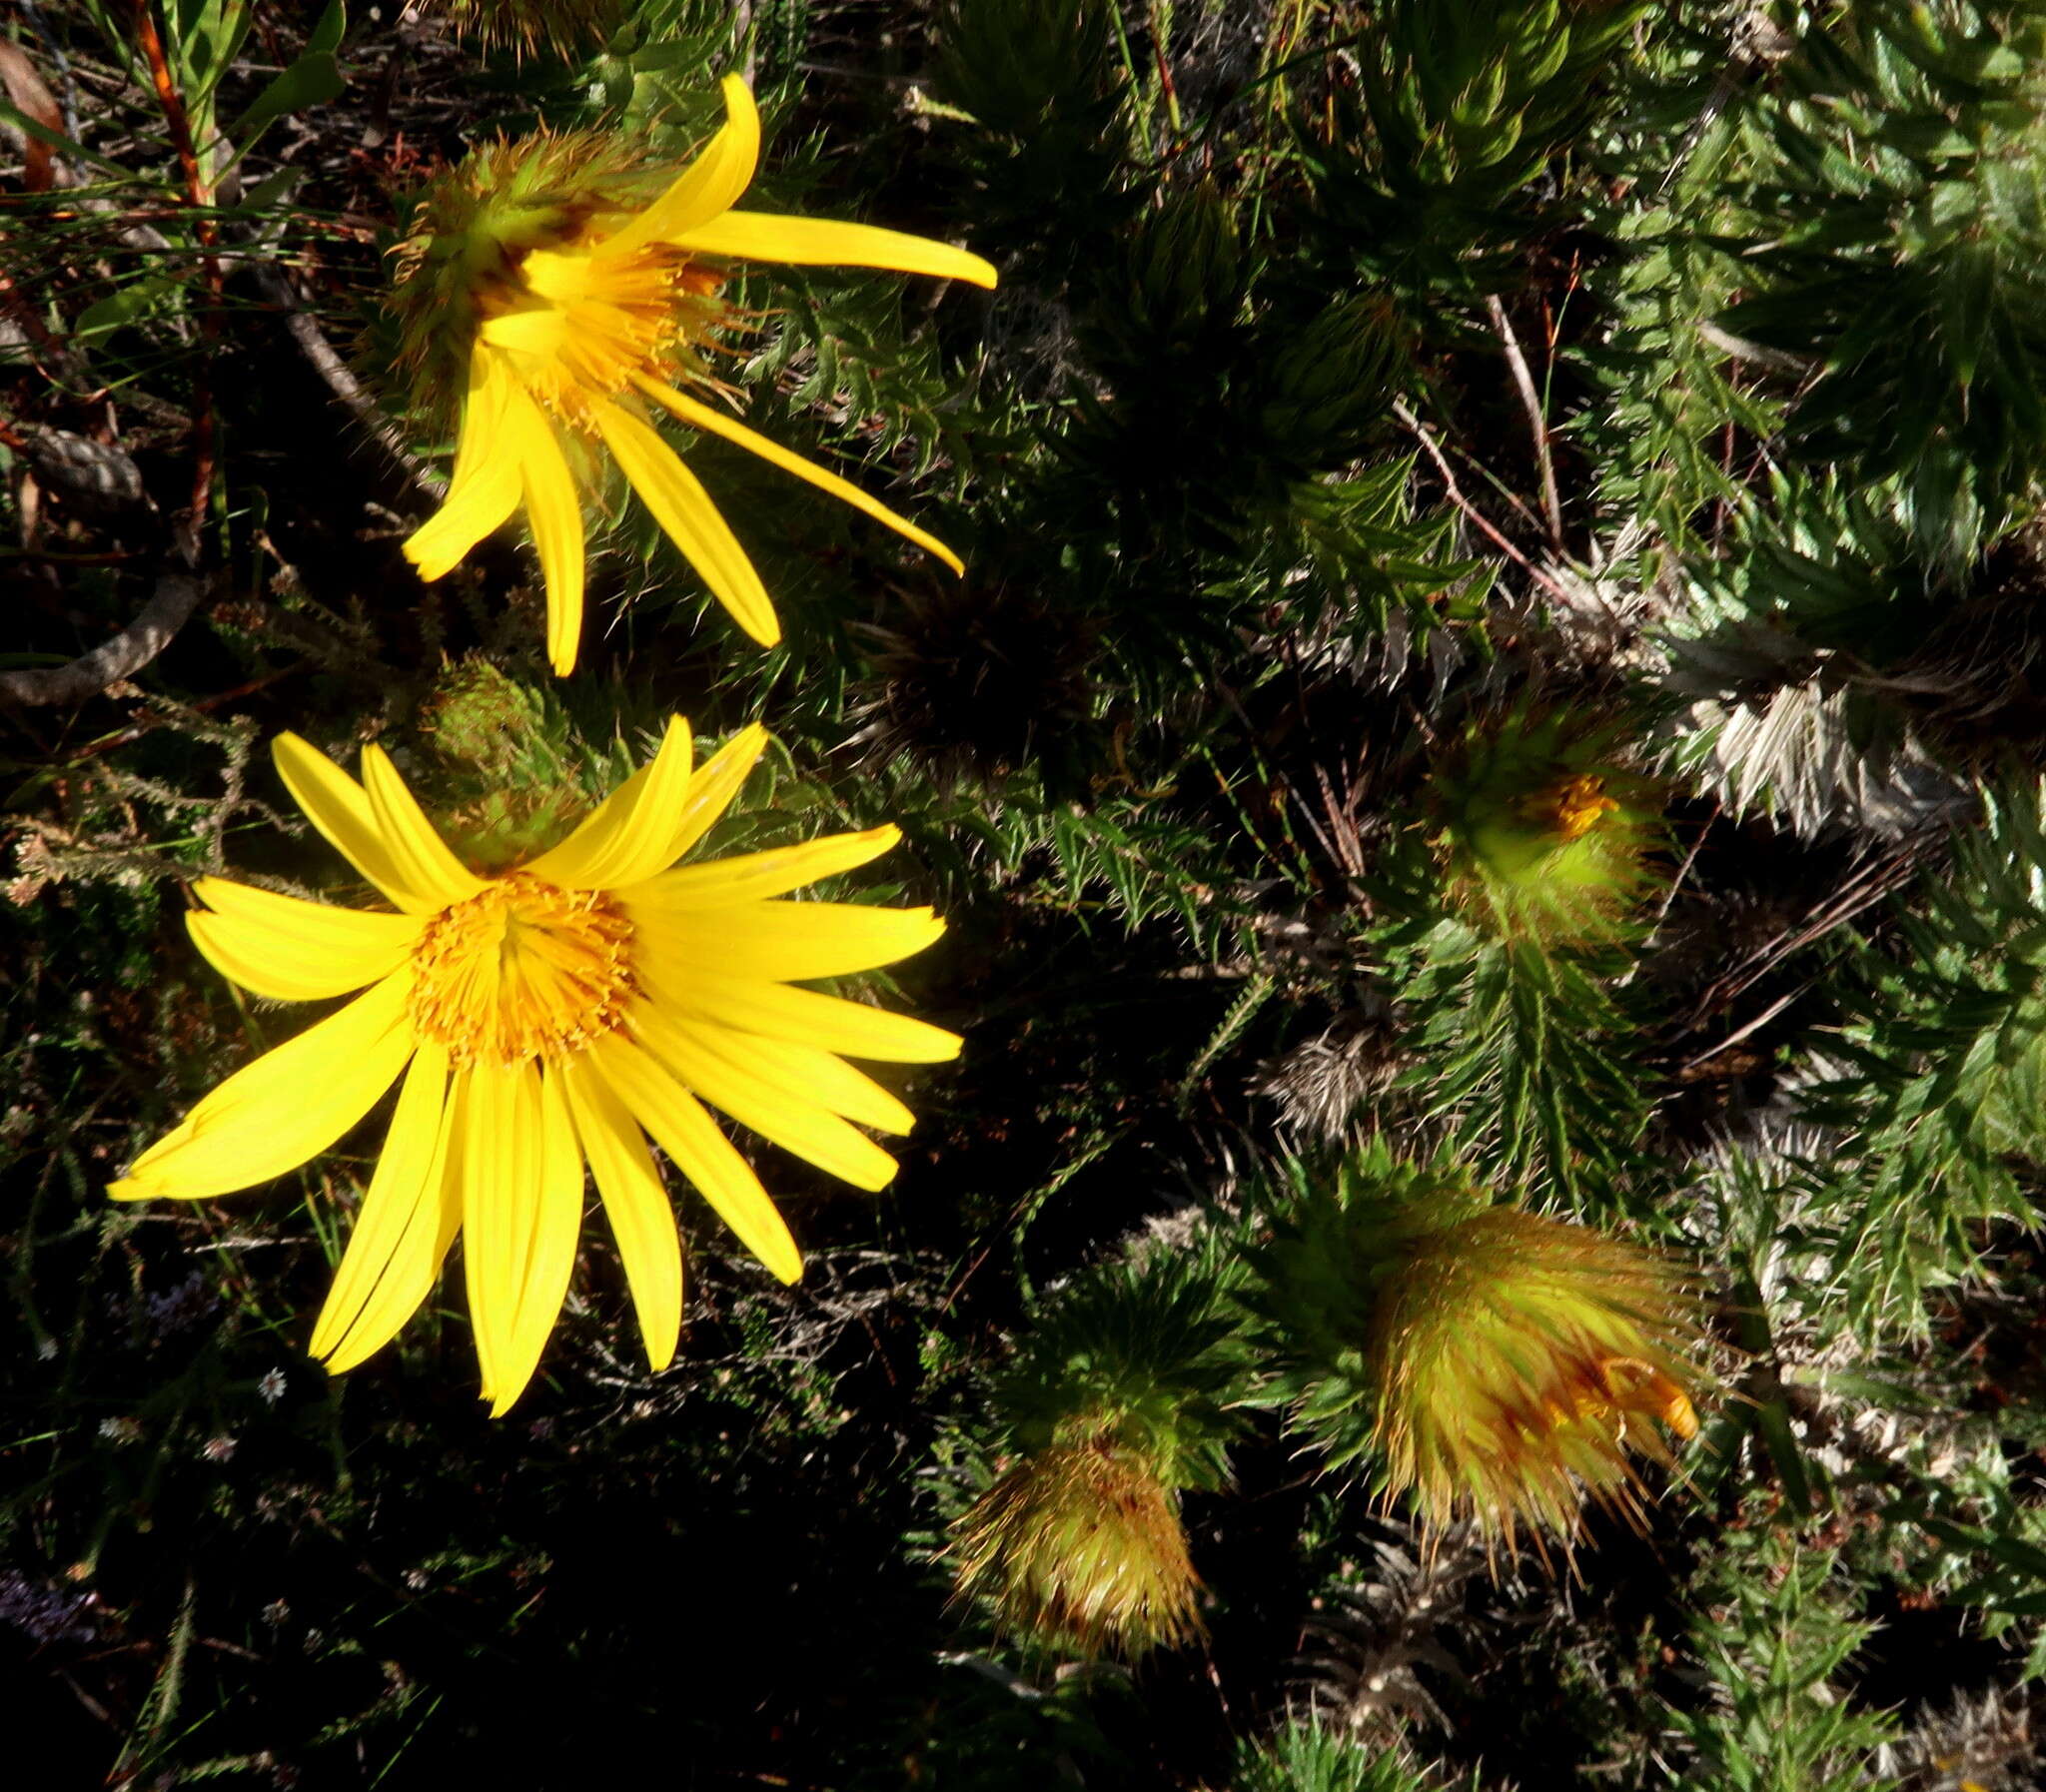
[395,74,998,675]
[111,719,960,1414]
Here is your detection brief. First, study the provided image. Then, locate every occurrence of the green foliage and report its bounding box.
[9,0,2046,1784]
[1231,1721,1453,1792]
[989,1240,1250,1489]
[1716,0,2046,567]
[1821,783,2046,1321]
[1374,922,1649,1206]
[934,0,1139,268]
[1668,1518,1903,1791]
[1311,0,1654,294]
[1671,471,1945,666]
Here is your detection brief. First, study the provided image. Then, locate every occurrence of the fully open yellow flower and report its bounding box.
[397,75,997,675]
[111,720,960,1413]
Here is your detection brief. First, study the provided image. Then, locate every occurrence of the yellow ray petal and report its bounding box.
[310,1044,457,1370]
[404,347,521,581]
[359,744,488,910]
[528,717,771,897]
[629,1004,899,1192]
[478,309,570,360]
[578,719,704,888]
[525,715,694,891]
[619,824,902,910]
[672,210,998,291]
[639,900,945,982]
[598,73,761,261]
[272,733,439,914]
[755,1036,916,1135]
[589,1031,803,1284]
[517,249,597,305]
[445,346,512,488]
[631,988,914,1134]
[460,1062,533,1403]
[632,376,964,576]
[589,398,780,648]
[185,878,422,1003]
[679,973,963,1065]
[558,1053,684,1369]
[666,722,768,864]
[489,1063,592,1415]
[504,383,585,676]
[109,973,417,1202]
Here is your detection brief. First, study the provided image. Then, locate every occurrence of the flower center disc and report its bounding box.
[409,872,636,1067]
[486,241,724,423]
[1534,773,1619,843]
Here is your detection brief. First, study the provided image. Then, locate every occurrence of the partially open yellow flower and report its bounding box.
[1366,1206,1703,1542]
[1251,1148,1705,1548]
[394,75,997,675]
[111,720,960,1414]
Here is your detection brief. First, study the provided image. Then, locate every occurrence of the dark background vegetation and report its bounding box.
[7,1,2046,1786]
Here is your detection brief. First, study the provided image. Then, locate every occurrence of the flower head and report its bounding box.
[436,0,621,55]
[948,1249,1244,1658]
[1251,1148,1704,1545]
[391,76,996,676]
[951,1433,1204,1657]
[112,720,960,1414]
[1426,708,1660,945]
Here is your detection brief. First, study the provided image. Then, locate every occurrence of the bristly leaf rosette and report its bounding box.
[1249,1145,1705,1547]
[388,75,997,675]
[110,720,960,1415]
[1426,706,1662,946]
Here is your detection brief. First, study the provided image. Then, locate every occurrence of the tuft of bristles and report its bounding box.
[950,1432,1205,1658]
[1253,1011,1401,1143]
[846,574,1104,793]
[1290,1522,1491,1735]
[433,0,623,56]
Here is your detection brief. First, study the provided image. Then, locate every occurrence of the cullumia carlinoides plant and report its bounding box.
[387,74,997,674]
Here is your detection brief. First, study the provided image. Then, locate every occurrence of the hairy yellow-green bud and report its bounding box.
[1427,708,1660,945]
[435,0,623,55]
[951,1431,1205,1657]
[949,1250,1245,1657]
[416,657,587,870]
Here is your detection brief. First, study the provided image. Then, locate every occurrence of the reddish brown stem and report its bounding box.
[1393,399,1579,608]
[131,0,218,565]
[132,0,205,211]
